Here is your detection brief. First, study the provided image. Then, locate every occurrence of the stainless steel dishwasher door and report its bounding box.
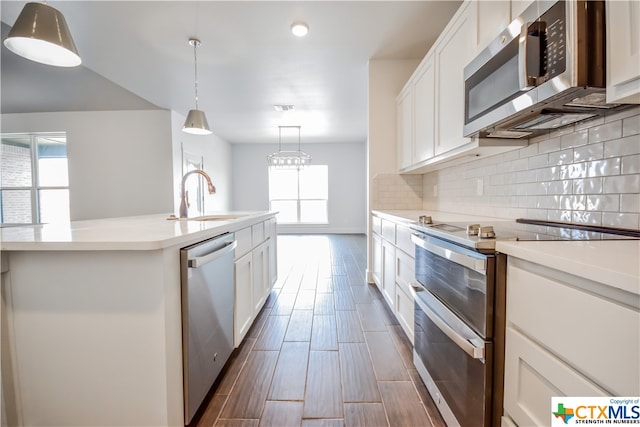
[180,233,236,424]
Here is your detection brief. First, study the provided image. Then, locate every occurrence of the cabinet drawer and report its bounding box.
[395,249,415,293]
[381,219,396,243]
[396,225,414,256]
[504,327,607,427]
[372,216,382,235]
[252,222,265,246]
[507,261,640,395]
[235,227,253,259]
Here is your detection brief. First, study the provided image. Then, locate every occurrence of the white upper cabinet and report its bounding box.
[435,1,478,155]
[397,86,413,170]
[477,1,511,51]
[606,0,640,104]
[510,0,534,20]
[412,54,436,163]
[397,53,435,172]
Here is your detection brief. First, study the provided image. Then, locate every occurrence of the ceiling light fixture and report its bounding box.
[267,126,311,169]
[274,104,295,112]
[291,22,309,37]
[183,38,212,135]
[3,2,81,67]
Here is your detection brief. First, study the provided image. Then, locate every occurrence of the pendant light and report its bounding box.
[3,2,81,67]
[183,38,212,135]
[267,126,311,169]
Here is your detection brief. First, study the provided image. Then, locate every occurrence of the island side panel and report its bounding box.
[4,249,183,427]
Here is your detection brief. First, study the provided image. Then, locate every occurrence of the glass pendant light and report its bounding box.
[267,126,311,169]
[183,38,212,135]
[3,2,81,67]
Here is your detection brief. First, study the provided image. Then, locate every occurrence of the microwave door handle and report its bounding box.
[518,24,535,90]
[415,292,485,360]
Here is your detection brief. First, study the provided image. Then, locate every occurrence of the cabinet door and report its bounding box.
[397,86,413,170]
[252,241,269,315]
[268,218,277,286]
[412,54,435,163]
[504,327,607,427]
[435,2,477,155]
[395,285,414,344]
[382,239,396,311]
[234,252,253,347]
[606,0,640,103]
[372,233,383,287]
[477,1,511,51]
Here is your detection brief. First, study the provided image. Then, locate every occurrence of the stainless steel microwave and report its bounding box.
[463,0,628,139]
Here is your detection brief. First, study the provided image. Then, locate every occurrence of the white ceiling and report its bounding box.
[0,1,462,144]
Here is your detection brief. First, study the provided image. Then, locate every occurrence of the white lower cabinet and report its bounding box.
[504,327,607,427]
[233,220,276,347]
[371,214,416,343]
[234,251,253,347]
[381,239,396,311]
[252,239,270,316]
[503,257,640,426]
[372,233,383,287]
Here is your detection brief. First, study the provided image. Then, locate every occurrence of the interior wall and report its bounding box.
[170,112,232,215]
[231,142,367,234]
[422,106,640,229]
[1,111,175,221]
[366,59,420,279]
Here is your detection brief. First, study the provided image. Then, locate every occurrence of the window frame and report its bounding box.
[268,165,328,225]
[1,132,69,224]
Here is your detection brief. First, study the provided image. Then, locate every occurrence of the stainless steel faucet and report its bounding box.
[179,169,216,218]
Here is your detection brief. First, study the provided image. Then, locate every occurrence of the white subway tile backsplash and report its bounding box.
[414,113,638,229]
[573,177,603,195]
[603,135,640,158]
[574,143,603,162]
[621,194,640,213]
[549,148,574,165]
[602,212,640,229]
[528,154,549,169]
[538,137,561,154]
[587,158,621,177]
[603,174,640,194]
[561,129,589,149]
[623,114,640,137]
[536,166,558,182]
[622,154,640,175]
[572,211,602,225]
[588,121,622,144]
[586,195,619,212]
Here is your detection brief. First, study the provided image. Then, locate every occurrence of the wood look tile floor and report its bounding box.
[190,234,445,427]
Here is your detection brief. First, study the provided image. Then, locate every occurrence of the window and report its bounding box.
[269,165,328,224]
[1,133,70,224]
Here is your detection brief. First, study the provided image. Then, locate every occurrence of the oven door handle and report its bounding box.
[413,287,485,360]
[411,233,486,274]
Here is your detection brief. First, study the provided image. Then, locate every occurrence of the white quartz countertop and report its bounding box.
[372,209,640,296]
[496,240,640,296]
[0,211,276,251]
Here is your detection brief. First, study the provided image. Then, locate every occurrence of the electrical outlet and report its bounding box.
[433,184,438,197]
[476,178,484,196]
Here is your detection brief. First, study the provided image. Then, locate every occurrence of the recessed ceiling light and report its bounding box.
[274,104,295,112]
[291,22,309,37]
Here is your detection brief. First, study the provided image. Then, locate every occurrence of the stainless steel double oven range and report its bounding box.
[409,217,640,427]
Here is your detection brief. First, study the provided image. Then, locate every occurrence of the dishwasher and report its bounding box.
[180,233,236,424]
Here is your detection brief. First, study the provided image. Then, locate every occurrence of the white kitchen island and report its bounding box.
[0,212,276,427]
